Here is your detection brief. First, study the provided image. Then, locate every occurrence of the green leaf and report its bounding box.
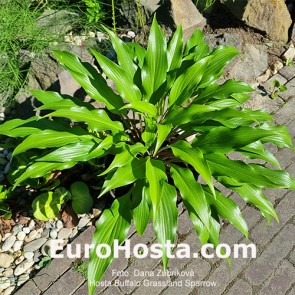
[167,25,183,72]
[12,130,90,156]
[121,101,158,117]
[141,17,168,102]
[100,143,145,176]
[206,153,295,189]
[104,26,137,79]
[195,125,292,154]
[99,158,146,197]
[14,162,76,188]
[153,124,173,156]
[169,56,211,107]
[203,186,248,238]
[142,117,157,148]
[171,140,215,197]
[91,49,142,102]
[88,194,131,295]
[132,180,150,236]
[32,188,70,221]
[199,46,239,87]
[70,181,93,214]
[170,165,210,231]
[146,158,167,216]
[238,141,281,168]
[153,182,178,268]
[45,107,124,133]
[219,177,278,222]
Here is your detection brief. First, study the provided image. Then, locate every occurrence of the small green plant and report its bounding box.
[32,182,93,220]
[73,260,88,279]
[0,185,12,217]
[82,0,105,24]
[196,0,217,12]
[38,256,52,268]
[285,58,294,67]
[0,0,52,107]
[0,18,294,294]
[270,79,288,99]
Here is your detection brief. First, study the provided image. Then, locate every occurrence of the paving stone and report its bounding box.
[259,260,295,295]
[130,223,156,247]
[168,233,200,272]
[279,65,295,81]
[275,148,295,170]
[116,254,159,294]
[162,258,211,295]
[102,286,123,295]
[245,224,295,286]
[177,211,194,236]
[279,79,295,101]
[251,191,295,247]
[263,74,288,93]
[43,268,85,295]
[274,96,295,125]
[264,188,288,203]
[226,279,252,295]
[197,251,252,295]
[131,265,171,295]
[288,248,295,264]
[14,280,41,295]
[33,226,95,291]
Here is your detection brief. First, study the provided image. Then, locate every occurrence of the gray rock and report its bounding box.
[37,9,78,35]
[77,217,91,229]
[3,268,13,277]
[22,227,30,234]
[28,230,38,241]
[1,236,16,252]
[55,220,63,230]
[225,44,268,83]
[49,229,58,239]
[14,260,34,276]
[28,220,35,230]
[13,240,23,252]
[23,238,47,252]
[16,274,30,286]
[0,253,14,268]
[41,228,50,239]
[58,70,81,97]
[24,252,34,260]
[220,0,292,43]
[170,0,206,42]
[204,33,243,51]
[12,225,23,235]
[3,286,15,295]
[57,228,72,240]
[14,256,25,265]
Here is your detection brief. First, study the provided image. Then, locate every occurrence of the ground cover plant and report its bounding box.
[0,17,294,295]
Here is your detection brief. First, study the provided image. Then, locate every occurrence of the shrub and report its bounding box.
[0,17,294,294]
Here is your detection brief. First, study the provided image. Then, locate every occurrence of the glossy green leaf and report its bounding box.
[91,49,142,102]
[121,101,158,117]
[171,140,215,197]
[88,194,131,295]
[153,124,173,156]
[100,142,146,176]
[167,25,183,71]
[141,16,168,101]
[170,165,210,230]
[32,188,70,220]
[45,107,124,133]
[153,182,178,268]
[70,181,94,214]
[146,158,167,216]
[169,56,211,107]
[99,158,146,197]
[132,180,150,236]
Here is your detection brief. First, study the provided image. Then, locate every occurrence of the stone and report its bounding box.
[16,232,26,241]
[28,220,35,230]
[22,227,30,234]
[0,254,14,268]
[24,252,34,260]
[28,230,38,240]
[55,220,63,231]
[13,240,23,252]
[0,278,10,290]
[23,238,47,252]
[226,44,268,83]
[37,9,78,35]
[1,236,16,252]
[12,225,23,236]
[220,0,292,43]
[49,229,58,239]
[15,256,25,265]
[204,33,243,51]
[17,274,30,286]
[171,0,206,42]
[3,268,13,277]
[57,228,72,240]
[3,286,15,295]
[14,260,34,276]
[58,70,81,97]
[77,217,91,229]
[283,44,295,61]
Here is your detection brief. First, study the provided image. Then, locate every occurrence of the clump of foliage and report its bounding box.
[0,0,52,107]
[0,17,294,295]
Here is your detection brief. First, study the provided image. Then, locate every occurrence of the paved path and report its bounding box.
[14,67,295,295]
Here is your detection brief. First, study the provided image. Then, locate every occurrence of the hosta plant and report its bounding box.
[0,17,294,294]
